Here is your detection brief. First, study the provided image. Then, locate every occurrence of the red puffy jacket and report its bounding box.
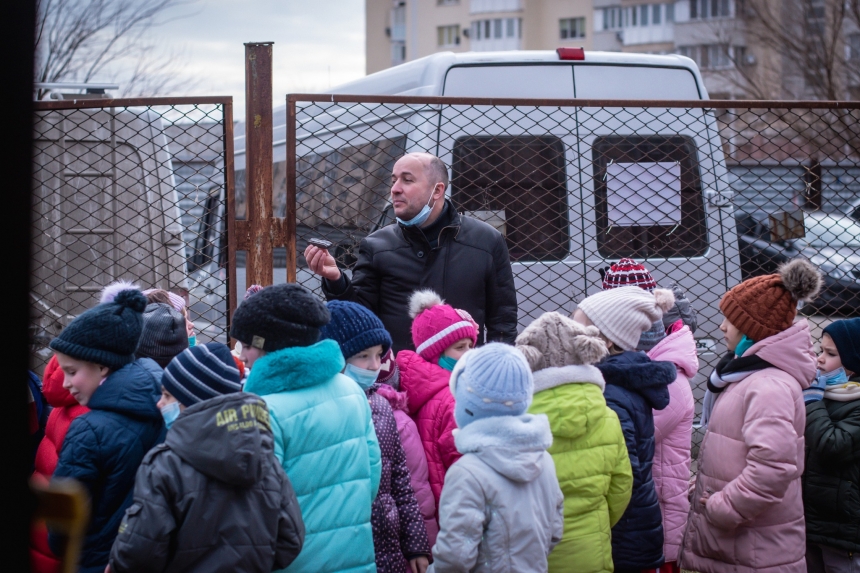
[31,356,89,573]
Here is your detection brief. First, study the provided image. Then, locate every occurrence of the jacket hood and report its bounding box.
[597,351,675,410]
[646,325,699,379]
[532,366,609,440]
[744,319,816,389]
[454,413,553,482]
[42,355,80,408]
[397,350,452,413]
[86,358,163,420]
[243,339,344,396]
[167,393,274,487]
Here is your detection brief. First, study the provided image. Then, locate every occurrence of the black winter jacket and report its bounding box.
[322,200,518,352]
[803,387,860,553]
[597,351,675,571]
[109,393,305,573]
[51,358,165,573]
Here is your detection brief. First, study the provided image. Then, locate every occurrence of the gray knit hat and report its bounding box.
[577,286,675,351]
[662,283,698,334]
[136,303,189,368]
[515,312,608,371]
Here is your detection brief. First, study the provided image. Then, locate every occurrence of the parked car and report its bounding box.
[735,210,860,315]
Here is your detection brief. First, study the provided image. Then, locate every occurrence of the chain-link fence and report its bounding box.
[274,95,860,451]
[31,97,235,373]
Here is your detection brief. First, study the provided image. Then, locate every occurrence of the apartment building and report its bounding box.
[365,0,594,74]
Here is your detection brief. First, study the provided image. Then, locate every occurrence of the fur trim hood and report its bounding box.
[454,413,553,482]
[243,339,345,395]
[532,364,605,393]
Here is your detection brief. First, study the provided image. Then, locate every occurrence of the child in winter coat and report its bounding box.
[574,285,677,573]
[680,259,822,573]
[108,343,304,573]
[647,287,698,573]
[232,283,382,573]
[396,290,477,507]
[431,343,564,573]
[376,349,439,546]
[802,317,860,573]
[31,355,89,573]
[516,312,633,573]
[320,301,431,573]
[48,287,165,573]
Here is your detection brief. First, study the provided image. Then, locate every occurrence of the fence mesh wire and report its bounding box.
[280,97,860,450]
[31,100,231,373]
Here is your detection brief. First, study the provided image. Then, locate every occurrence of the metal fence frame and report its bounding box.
[31,95,238,357]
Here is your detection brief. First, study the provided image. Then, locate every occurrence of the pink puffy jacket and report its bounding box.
[648,326,698,563]
[680,320,816,573]
[396,350,461,507]
[376,383,439,546]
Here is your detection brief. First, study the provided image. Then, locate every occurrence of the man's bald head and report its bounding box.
[403,152,449,191]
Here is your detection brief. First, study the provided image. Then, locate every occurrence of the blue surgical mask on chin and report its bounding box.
[344,363,380,390]
[160,401,181,429]
[396,194,437,227]
[817,367,850,386]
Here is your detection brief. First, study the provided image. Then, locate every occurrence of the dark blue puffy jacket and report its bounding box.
[597,351,675,571]
[51,358,165,573]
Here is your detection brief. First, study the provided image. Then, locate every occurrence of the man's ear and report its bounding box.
[433,181,446,200]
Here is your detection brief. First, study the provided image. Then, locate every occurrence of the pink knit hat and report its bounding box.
[409,290,478,363]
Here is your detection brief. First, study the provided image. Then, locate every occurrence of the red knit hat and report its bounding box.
[409,290,478,363]
[720,259,823,341]
[602,258,657,291]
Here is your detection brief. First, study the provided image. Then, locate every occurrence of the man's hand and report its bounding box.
[303,245,342,282]
[409,556,430,573]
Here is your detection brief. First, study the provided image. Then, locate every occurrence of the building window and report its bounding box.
[653,4,662,23]
[494,18,503,38]
[678,44,741,69]
[437,0,459,4]
[438,25,460,46]
[472,18,520,41]
[690,0,731,19]
[666,3,675,21]
[506,17,515,37]
[560,17,586,39]
[640,4,649,25]
[391,3,406,41]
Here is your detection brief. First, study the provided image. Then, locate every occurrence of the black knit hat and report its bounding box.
[49,288,148,370]
[162,343,242,407]
[136,303,189,368]
[230,283,330,351]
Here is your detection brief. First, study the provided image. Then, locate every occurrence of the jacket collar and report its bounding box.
[399,199,461,248]
[243,339,345,396]
[87,358,163,420]
[533,364,605,393]
[597,350,675,410]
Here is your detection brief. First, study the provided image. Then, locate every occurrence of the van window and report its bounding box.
[443,65,574,98]
[591,135,708,258]
[573,65,700,99]
[451,135,569,262]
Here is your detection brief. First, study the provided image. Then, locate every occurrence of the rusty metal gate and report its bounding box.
[30,96,237,372]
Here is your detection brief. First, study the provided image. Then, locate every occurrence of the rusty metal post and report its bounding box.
[244,42,274,288]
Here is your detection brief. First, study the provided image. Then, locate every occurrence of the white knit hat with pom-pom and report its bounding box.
[576,286,675,351]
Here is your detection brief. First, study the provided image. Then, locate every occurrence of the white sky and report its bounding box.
[150,0,366,114]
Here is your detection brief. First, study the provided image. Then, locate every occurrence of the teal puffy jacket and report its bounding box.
[244,340,382,573]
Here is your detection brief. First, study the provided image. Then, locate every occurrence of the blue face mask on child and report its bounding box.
[396,194,436,227]
[344,363,380,390]
[160,401,180,429]
[816,367,850,386]
[188,334,196,348]
[735,335,755,357]
[438,355,458,372]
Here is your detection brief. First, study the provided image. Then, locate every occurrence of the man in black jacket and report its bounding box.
[305,152,518,352]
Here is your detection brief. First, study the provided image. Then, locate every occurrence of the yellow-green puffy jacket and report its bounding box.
[529,364,633,573]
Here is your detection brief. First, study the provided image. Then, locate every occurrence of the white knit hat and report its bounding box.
[577,286,675,351]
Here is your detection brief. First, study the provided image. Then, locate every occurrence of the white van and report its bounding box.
[32,107,188,368]
[230,50,742,434]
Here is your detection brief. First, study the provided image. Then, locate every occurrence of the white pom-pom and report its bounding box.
[100,280,140,304]
[409,289,444,319]
[653,288,676,314]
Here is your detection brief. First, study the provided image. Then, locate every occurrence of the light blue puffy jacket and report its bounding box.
[244,339,382,573]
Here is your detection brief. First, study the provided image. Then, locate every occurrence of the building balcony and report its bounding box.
[470,0,521,15]
[619,23,674,46]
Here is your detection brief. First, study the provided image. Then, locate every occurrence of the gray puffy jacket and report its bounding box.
[109,393,305,573]
[430,414,564,573]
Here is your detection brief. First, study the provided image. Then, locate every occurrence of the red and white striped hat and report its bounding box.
[602,258,657,291]
[409,290,478,363]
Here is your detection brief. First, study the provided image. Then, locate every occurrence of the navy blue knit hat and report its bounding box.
[49,288,148,370]
[162,342,242,407]
[320,300,392,360]
[823,318,860,375]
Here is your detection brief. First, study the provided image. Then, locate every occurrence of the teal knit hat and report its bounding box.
[49,288,148,370]
[449,343,534,428]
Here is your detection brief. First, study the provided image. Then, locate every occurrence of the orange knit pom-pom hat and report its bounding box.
[719,259,823,341]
